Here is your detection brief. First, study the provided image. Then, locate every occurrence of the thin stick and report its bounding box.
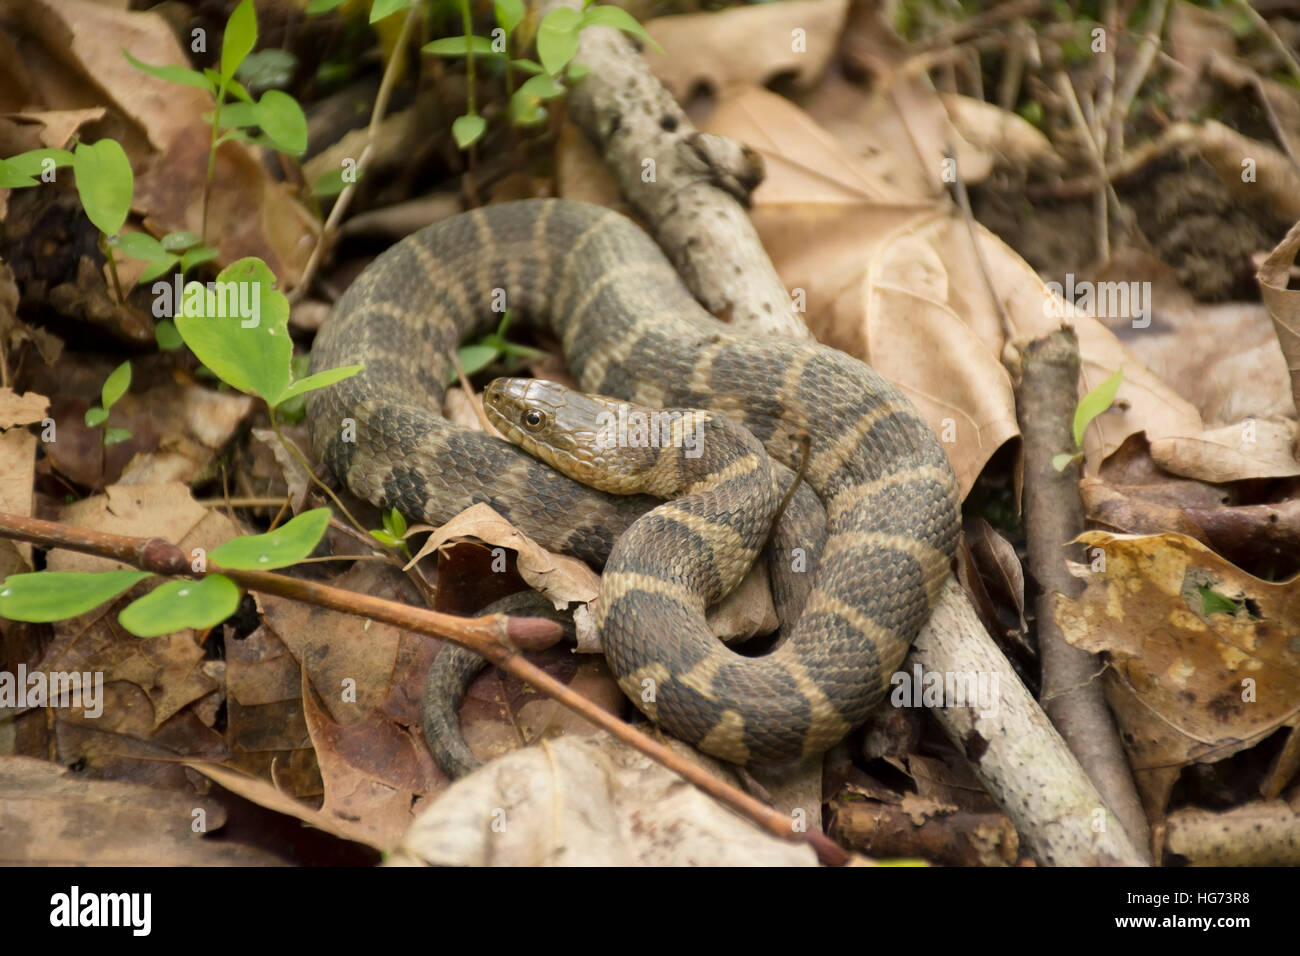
[0,510,848,865]
[291,6,420,303]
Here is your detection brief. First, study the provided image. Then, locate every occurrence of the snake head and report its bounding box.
[483,377,640,492]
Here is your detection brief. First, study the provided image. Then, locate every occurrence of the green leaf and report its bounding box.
[236,48,297,90]
[4,148,74,177]
[1072,367,1124,448]
[370,529,401,547]
[0,160,38,188]
[510,92,547,126]
[0,569,151,622]
[451,342,501,382]
[179,247,219,272]
[210,507,332,570]
[1051,452,1081,472]
[173,257,293,404]
[84,406,109,428]
[212,101,260,129]
[72,140,133,237]
[162,230,202,252]
[422,36,499,57]
[370,0,409,23]
[382,507,407,538]
[221,0,258,80]
[306,0,348,12]
[139,256,181,283]
[155,319,184,351]
[101,360,132,409]
[114,231,170,262]
[494,0,525,34]
[580,6,662,52]
[205,70,254,104]
[452,113,486,149]
[256,90,308,155]
[566,62,589,81]
[312,167,348,198]
[104,427,133,446]
[518,73,565,99]
[123,50,215,92]
[537,7,581,75]
[510,58,544,75]
[1197,585,1241,616]
[276,364,365,405]
[118,574,242,637]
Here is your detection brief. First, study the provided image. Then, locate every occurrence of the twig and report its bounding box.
[945,147,1016,345]
[1014,329,1152,862]
[0,509,847,865]
[291,6,420,303]
[1054,70,1112,263]
[1230,0,1300,83]
[1106,0,1171,164]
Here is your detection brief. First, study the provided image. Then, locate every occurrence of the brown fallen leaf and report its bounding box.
[0,388,47,429]
[1054,530,1300,818]
[705,84,1203,496]
[1257,219,1300,454]
[391,731,816,866]
[0,755,284,865]
[643,0,848,101]
[406,502,601,609]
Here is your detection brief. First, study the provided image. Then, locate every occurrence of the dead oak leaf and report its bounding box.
[1054,530,1300,816]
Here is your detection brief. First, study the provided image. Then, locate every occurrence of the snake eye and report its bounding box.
[523,408,546,431]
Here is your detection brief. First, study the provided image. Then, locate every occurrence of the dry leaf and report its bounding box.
[391,731,815,866]
[406,502,600,609]
[1257,218,1300,446]
[0,755,283,865]
[1055,531,1300,817]
[706,84,1203,495]
[0,388,48,429]
[644,0,848,100]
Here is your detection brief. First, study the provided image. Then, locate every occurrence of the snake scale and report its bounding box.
[306,198,960,765]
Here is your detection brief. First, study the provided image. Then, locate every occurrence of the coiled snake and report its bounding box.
[306,199,960,766]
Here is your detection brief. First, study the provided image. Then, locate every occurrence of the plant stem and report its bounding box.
[267,407,365,536]
[290,5,419,302]
[103,239,126,305]
[201,86,225,246]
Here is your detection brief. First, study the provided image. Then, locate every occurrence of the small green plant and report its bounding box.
[84,360,133,447]
[1052,367,1124,471]
[0,509,331,636]
[124,0,308,241]
[423,0,659,149]
[370,507,411,559]
[452,311,545,383]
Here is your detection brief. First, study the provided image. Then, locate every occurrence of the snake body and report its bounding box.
[306,199,960,764]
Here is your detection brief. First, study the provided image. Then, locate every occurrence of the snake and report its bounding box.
[306,198,960,766]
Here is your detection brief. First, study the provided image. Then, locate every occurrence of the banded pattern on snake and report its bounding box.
[306,198,960,765]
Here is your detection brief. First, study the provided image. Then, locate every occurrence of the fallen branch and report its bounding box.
[0,509,846,866]
[1014,328,1151,862]
[544,0,810,342]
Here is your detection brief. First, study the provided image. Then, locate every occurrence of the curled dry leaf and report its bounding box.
[643,0,848,101]
[1054,531,1300,817]
[1257,218,1300,448]
[391,731,815,866]
[706,85,1202,495]
[406,502,600,610]
[938,93,1064,173]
